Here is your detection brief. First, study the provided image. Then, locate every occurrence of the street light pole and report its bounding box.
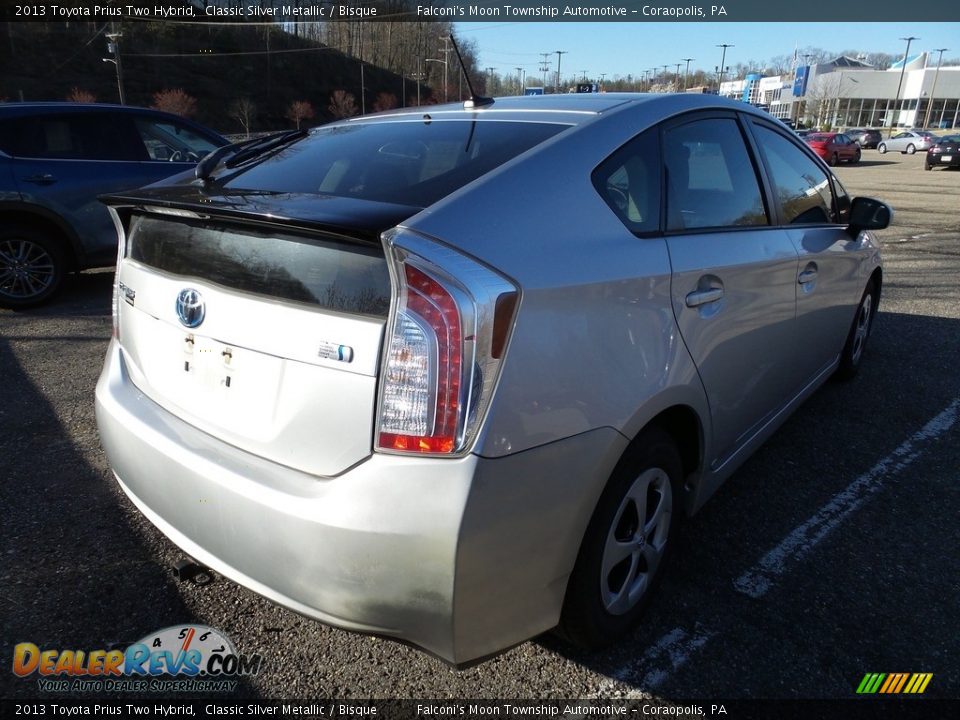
[923,48,949,129]
[682,58,695,91]
[890,36,918,137]
[716,43,733,91]
[103,31,126,105]
[425,58,448,102]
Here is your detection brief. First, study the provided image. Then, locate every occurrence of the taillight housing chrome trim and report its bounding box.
[376,228,520,457]
[107,206,128,341]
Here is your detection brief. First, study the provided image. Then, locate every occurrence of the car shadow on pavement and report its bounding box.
[852,160,900,167]
[0,330,262,700]
[533,309,960,699]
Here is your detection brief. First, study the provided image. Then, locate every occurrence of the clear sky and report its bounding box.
[456,22,959,81]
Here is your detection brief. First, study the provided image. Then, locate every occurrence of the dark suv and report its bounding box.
[0,103,227,308]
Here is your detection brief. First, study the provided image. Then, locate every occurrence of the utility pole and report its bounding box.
[890,36,918,137]
[674,63,682,91]
[540,53,551,90]
[682,58,695,91]
[440,35,452,103]
[923,48,949,129]
[516,67,524,95]
[103,30,126,105]
[599,73,606,91]
[486,67,495,96]
[555,50,567,94]
[360,62,365,114]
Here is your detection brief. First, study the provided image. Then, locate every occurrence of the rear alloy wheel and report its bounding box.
[0,227,67,309]
[877,143,887,154]
[558,428,681,649]
[829,153,838,167]
[905,143,916,155]
[836,280,877,380]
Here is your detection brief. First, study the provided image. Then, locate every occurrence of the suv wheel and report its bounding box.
[0,226,68,309]
[558,428,681,649]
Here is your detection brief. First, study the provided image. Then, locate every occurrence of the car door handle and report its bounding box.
[798,269,818,284]
[22,173,57,186]
[685,287,724,307]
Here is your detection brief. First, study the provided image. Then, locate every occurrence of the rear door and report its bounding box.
[662,112,800,468]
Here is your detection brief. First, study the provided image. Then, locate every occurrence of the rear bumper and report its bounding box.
[95,340,625,664]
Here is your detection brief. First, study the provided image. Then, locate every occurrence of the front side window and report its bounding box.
[592,127,660,234]
[663,117,768,231]
[752,124,835,225]
[134,118,221,162]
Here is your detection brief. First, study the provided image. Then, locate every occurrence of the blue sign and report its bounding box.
[792,66,809,97]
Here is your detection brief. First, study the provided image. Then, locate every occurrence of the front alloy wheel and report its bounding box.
[558,428,681,649]
[877,143,887,154]
[836,280,877,380]
[906,143,916,155]
[0,229,67,309]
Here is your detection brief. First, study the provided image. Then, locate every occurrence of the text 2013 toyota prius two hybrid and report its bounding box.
[96,93,891,665]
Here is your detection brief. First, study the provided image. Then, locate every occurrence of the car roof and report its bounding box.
[345,93,769,127]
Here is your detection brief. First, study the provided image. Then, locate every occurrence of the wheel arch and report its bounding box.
[0,205,82,271]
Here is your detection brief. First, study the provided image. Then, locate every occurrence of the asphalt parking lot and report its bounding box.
[1,151,958,710]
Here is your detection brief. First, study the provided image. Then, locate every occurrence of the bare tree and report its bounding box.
[66,87,96,103]
[801,74,849,130]
[151,89,197,118]
[328,90,359,119]
[285,100,315,129]
[230,97,257,138]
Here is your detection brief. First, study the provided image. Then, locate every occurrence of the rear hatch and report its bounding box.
[109,194,416,477]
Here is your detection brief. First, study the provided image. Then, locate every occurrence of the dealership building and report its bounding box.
[718,53,960,130]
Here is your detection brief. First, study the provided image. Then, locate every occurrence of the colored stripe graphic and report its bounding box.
[857,673,932,694]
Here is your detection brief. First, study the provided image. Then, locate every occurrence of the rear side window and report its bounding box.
[225,120,568,207]
[592,127,661,234]
[664,117,768,231]
[0,113,146,161]
[752,124,835,225]
[127,215,391,316]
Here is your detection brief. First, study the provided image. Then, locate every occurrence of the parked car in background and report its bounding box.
[877,130,939,155]
[804,132,861,165]
[847,128,883,149]
[925,134,960,170]
[0,102,228,308]
[96,93,891,665]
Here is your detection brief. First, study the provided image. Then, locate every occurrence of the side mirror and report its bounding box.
[848,197,892,236]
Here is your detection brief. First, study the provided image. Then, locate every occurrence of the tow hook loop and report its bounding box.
[173,558,214,586]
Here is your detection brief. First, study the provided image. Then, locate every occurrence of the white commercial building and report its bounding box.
[722,54,960,131]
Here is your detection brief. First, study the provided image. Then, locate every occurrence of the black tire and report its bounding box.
[835,280,878,381]
[853,149,861,164]
[925,162,932,171]
[877,143,887,154]
[829,153,838,167]
[905,143,916,155]
[0,225,68,309]
[558,427,682,650]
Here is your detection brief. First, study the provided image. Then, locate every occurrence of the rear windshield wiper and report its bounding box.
[196,129,308,182]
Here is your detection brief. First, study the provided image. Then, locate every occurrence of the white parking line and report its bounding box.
[592,398,959,695]
[589,624,715,698]
[734,397,960,599]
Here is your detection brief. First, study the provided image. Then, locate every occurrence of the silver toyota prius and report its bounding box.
[95,93,890,665]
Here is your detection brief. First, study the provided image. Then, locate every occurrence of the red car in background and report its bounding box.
[804,132,861,165]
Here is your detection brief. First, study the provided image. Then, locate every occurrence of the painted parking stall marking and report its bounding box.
[734,397,960,599]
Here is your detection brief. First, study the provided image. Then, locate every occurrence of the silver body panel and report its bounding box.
[96,94,884,664]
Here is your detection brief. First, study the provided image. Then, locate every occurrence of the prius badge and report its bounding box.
[176,288,205,328]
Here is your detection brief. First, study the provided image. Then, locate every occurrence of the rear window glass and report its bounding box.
[224,119,569,207]
[128,215,390,316]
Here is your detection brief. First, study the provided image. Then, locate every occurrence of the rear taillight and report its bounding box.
[376,229,519,456]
